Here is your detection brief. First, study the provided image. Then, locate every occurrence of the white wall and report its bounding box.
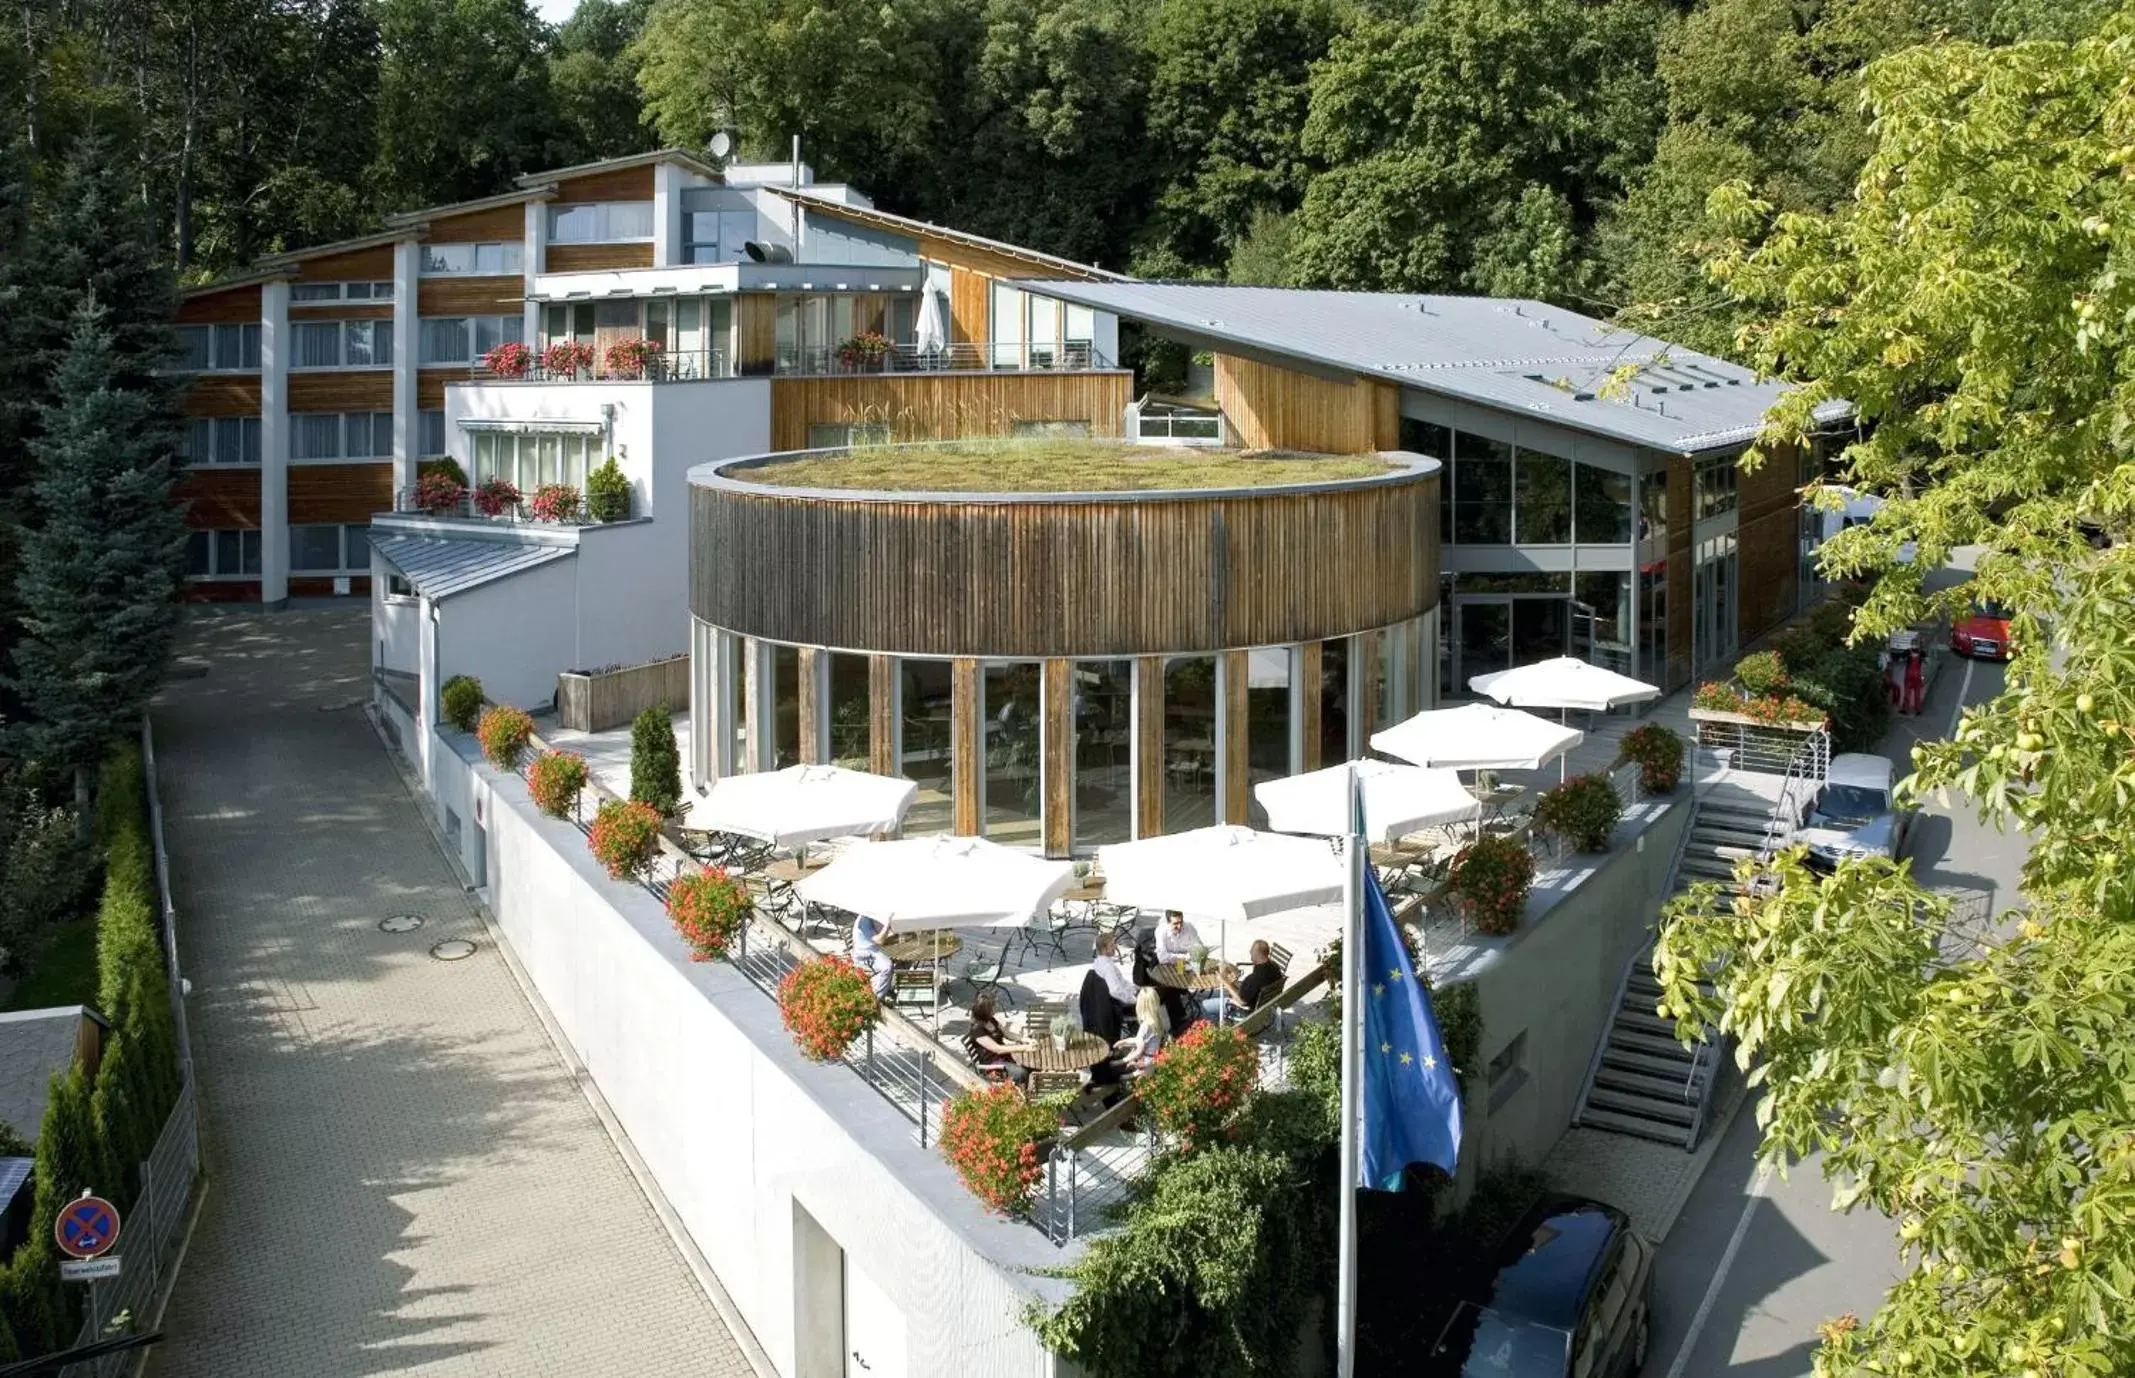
[371,567,420,675]
[432,736,1077,1378]
[436,557,579,710]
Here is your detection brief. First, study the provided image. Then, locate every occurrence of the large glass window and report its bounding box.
[982,663,1043,844]
[420,242,524,276]
[1639,470,1668,543]
[1453,432,1512,544]
[419,410,446,456]
[1163,657,1218,832]
[175,323,261,371]
[1639,562,1668,686]
[898,659,954,836]
[1694,454,1739,522]
[1319,638,1351,766]
[1245,649,1294,827]
[187,528,261,577]
[180,416,262,466]
[291,320,391,369]
[1575,463,1633,544]
[547,201,654,243]
[288,523,370,573]
[1074,660,1134,849]
[827,653,871,768]
[468,429,597,495]
[772,645,801,768]
[1513,450,1571,544]
[1575,572,1633,675]
[291,411,392,461]
[420,315,523,365]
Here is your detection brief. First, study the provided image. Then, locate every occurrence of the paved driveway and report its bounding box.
[147,610,752,1377]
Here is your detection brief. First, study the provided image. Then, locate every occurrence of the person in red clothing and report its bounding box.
[1901,649,1926,715]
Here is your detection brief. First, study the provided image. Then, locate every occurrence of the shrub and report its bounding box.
[0,787,91,974]
[529,483,581,523]
[585,456,631,522]
[439,674,483,732]
[666,867,749,960]
[1791,642,1892,752]
[1137,1023,1261,1153]
[939,1082,1059,1214]
[413,469,465,516]
[526,751,588,819]
[602,335,662,379]
[1691,681,1824,726]
[472,476,522,518]
[541,339,593,377]
[1532,772,1622,853]
[777,955,879,1061]
[1734,650,1790,697]
[630,703,682,816]
[1615,722,1684,794]
[475,705,533,769]
[588,798,662,879]
[418,456,467,486]
[482,340,532,378]
[1448,832,1534,935]
[834,331,893,370]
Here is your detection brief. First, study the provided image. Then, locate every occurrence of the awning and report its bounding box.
[371,535,575,601]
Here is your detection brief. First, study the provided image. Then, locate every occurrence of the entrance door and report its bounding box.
[1454,598,1511,694]
[1694,549,1740,670]
[1511,598,1569,669]
[843,1257,906,1378]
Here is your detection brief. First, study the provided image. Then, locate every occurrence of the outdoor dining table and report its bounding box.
[1145,961,1226,993]
[762,855,831,884]
[1012,1031,1114,1073]
[879,930,964,966]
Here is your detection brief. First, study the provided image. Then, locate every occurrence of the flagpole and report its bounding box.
[1336,761,1365,1378]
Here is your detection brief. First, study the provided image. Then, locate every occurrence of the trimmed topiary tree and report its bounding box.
[630,703,682,816]
[585,456,631,522]
[439,674,483,733]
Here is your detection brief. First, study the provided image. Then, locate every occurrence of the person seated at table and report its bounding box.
[1200,940,1285,1024]
[850,913,895,999]
[961,996,1033,1084]
[1153,910,1206,966]
[1089,932,1138,1023]
[1112,987,1169,1075]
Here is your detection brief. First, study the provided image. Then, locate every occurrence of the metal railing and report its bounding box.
[477,340,1116,386]
[1758,726,1832,861]
[1693,716,1829,776]
[388,485,608,523]
[59,1082,200,1378]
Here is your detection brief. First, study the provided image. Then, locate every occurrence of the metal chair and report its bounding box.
[888,968,940,1015]
[962,947,1015,1007]
[1018,906,1076,963]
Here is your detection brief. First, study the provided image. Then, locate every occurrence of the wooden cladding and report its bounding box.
[289,371,393,412]
[691,463,1440,659]
[868,655,897,776]
[1041,659,1074,856]
[797,647,825,763]
[1134,656,1165,837]
[768,372,1132,452]
[289,462,393,525]
[949,267,989,343]
[421,203,528,243]
[737,295,778,374]
[295,245,396,281]
[951,658,981,835]
[183,375,261,417]
[419,277,524,315]
[1297,640,1324,772]
[418,368,464,410]
[544,243,653,274]
[291,303,393,321]
[1216,354,1400,455]
[177,285,262,324]
[551,165,654,203]
[174,468,260,528]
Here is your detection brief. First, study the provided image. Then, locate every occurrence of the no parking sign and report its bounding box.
[56,1193,120,1259]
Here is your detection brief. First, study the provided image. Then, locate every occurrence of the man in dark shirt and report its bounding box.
[1201,940,1285,1023]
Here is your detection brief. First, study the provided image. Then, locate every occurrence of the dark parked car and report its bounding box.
[1427,1196,1655,1377]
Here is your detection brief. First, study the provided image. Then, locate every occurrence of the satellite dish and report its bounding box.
[708,129,735,161]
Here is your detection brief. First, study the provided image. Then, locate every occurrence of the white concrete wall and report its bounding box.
[435,557,580,711]
[431,735,1077,1378]
[371,568,420,674]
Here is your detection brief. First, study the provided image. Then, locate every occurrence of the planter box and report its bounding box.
[1686,706,1828,732]
[556,654,690,733]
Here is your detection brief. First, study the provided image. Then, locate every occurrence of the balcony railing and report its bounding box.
[388,486,602,524]
[480,340,1115,386]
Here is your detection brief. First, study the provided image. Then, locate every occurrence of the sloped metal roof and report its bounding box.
[371,534,575,601]
[1013,282,1851,455]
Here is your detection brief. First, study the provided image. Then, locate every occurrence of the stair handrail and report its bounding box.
[1758,724,1831,861]
[1572,940,1654,1129]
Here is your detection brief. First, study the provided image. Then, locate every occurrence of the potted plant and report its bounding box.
[541,339,594,379]
[472,476,522,518]
[1616,722,1684,794]
[483,340,533,379]
[525,750,588,818]
[777,955,879,1062]
[1448,832,1535,936]
[1187,943,1210,973]
[1048,1014,1073,1053]
[834,331,893,371]
[585,456,631,522]
[666,867,750,960]
[1136,1024,1260,1153]
[1532,772,1624,853]
[439,674,483,733]
[529,483,582,523]
[475,704,533,769]
[938,1081,1060,1215]
[602,335,663,380]
[588,797,662,879]
[414,469,466,516]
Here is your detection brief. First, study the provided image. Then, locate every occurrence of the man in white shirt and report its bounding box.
[1153,910,1205,965]
[851,914,894,998]
[1090,931,1137,1011]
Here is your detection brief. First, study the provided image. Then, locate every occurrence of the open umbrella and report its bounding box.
[796,835,1075,931]
[1468,656,1659,714]
[1098,825,1345,923]
[684,764,917,849]
[1253,760,1476,844]
[1370,703,1583,773]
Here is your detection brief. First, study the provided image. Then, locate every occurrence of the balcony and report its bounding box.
[479,340,1116,386]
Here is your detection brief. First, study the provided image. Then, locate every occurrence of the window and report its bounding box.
[982,662,1042,843]
[290,280,394,302]
[174,323,261,372]
[804,422,891,449]
[288,523,371,572]
[386,574,414,600]
[1694,454,1739,522]
[546,201,654,243]
[1574,463,1633,544]
[1452,432,1512,544]
[1486,1029,1528,1113]
[468,429,598,495]
[180,416,262,466]
[1639,470,1668,543]
[1512,450,1572,544]
[420,243,524,276]
[419,315,522,365]
[419,409,446,457]
[1074,660,1135,848]
[291,411,392,461]
[291,319,392,369]
[187,528,262,578]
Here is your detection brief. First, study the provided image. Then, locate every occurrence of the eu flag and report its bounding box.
[1360,868,1463,1189]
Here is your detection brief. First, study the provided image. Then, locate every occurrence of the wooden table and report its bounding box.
[1012,1031,1113,1073]
[880,930,963,966]
[1145,961,1225,993]
[761,855,830,884]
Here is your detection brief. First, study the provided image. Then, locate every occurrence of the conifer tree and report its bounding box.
[630,703,682,817]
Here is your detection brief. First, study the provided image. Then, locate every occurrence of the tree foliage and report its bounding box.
[1656,14,2135,1373]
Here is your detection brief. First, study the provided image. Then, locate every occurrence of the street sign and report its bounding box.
[59,1256,120,1282]
[55,1195,121,1259]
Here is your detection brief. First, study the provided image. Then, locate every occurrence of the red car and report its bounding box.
[1951,601,2014,661]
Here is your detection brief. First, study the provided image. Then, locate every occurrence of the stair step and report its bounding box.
[1592,1066,1697,1102]
[1616,1008,1676,1037]
[1577,1105,1696,1148]
[1600,1046,1697,1079]
[1607,1028,1698,1061]
[1588,1087,1698,1126]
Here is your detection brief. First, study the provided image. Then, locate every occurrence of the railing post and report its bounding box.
[139,1157,159,1294]
[917,1054,929,1149]
[1067,1148,1078,1239]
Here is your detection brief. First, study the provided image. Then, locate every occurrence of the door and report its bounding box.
[842,1256,906,1378]
[1455,598,1511,693]
[1511,598,1570,669]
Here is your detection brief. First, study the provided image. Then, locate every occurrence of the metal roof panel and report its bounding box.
[371,535,575,601]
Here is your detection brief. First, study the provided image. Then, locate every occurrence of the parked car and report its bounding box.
[1798,752,1911,870]
[1951,600,2014,660]
[1427,1196,1655,1377]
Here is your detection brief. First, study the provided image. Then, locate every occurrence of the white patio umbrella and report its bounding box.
[1253,760,1476,844]
[1369,702,1583,777]
[795,835,1075,931]
[914,281,947,358]
[1469,656,1660,714]
[1098,825,1345,925]
[684,764,917,849]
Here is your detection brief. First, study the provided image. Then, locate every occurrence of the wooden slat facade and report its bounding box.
[174,468,260,527]
[552,165,654,203]
[951,658,981,835]
[177,285,262,324]
[737,295,778,375]
[948,268,990,343]
[1353,630,1380,736]
[289,462,393,524]
[418,369,465,410]
[290,303,393,321]
[768,372,1131,452]
[182,375,261,417]
[796,647,824,762]
[868,655,897,776]
[545,243,654,274]
[294,245,397,281]
[419,277,524,315]
[1215,353,1402,455]
[290,577,371,598]
[691,461,1440,659]
[1220,650,1249,823]
[420,203,530,243]
[289,371,394,412]
[1134,656,1165,837]
[1041,658,1073,856]
[1298,640,1324,771]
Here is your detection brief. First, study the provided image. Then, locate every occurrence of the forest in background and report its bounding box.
[0,0,2116,353]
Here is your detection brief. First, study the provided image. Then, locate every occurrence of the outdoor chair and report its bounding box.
[961,947,1014,1007]
[1268,943,1293,978]
[1026,1068,1084,1097]
[888,968,940,1016]
[1018,906,1075,963]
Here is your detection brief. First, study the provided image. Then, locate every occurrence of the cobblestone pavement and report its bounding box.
[147,610,752,1377]
[1542,1068,1748,1240]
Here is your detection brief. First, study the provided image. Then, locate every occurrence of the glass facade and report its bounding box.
[899,660,954,836]
[1244,649,1294,827]
[1452,432,1513,544]
[981,663,1042,845]
[1512,452,1571,544]
[827,653,870,766]
[1319,638,1352,766]
[1162,657,1218,833]
[1073,660,1134,849]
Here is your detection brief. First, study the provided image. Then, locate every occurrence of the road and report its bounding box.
[1649,595,2029,1376]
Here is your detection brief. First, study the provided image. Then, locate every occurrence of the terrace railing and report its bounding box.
[472,341,1117,386]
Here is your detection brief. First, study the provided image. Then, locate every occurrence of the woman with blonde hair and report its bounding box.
[1114,986,1169,1074]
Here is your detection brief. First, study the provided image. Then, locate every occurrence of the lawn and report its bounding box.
[5,913,99,1012]
[734,440,1403,492]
